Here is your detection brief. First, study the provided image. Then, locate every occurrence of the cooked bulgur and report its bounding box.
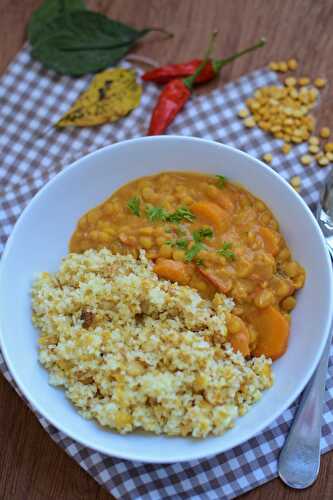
[31,249,273,438]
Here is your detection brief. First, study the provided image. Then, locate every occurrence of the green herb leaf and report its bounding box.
[175,239,190,249]
[193,227,213,242]
[185,242,203,262]
[146,206,168,222]
[217,242,235,260]
[216,174,227,189]
[30,10,160,76]
[28,0,87,44]
[128,196,140,216]
[167,207,195,224]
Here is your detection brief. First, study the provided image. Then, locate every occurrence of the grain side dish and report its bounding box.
[32,249,273,437]
[70,171,306,360]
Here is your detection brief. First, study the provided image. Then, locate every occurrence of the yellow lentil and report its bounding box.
[262,153,273,164]
[298,77,310,86]
[243,117,256,128]
[318,156,329,167]
[326,152,333,161]
[238,108,249,118]
[269,61,279,71]
[324,142,333,153]
[308,136,320,146]
[278,61,288,72]
[290,176,301,188]
[314,78,327,89]
[300,154,312,166]
[308,144,320,154]
[287,58,298,70]
[284,77,297,87]
[320,127,330,139]
[281,143,292,154]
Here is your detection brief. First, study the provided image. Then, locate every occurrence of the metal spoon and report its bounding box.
[278,173,333,488]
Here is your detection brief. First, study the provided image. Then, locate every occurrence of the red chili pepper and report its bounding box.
[143,38,266,85]
[147,33,217,136]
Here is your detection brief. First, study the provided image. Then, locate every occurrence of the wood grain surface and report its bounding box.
[1,1,333,498]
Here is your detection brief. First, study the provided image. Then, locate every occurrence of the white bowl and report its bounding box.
[0,136,332,463]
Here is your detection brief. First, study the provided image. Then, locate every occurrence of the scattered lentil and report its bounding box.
[308,144,320,154]
[287,58,298,70]
[308,136,320,146]
[320,127,330,139]
[300,154,312,166]
[269,61,279,71]
[238,108,249,118]
[281,143,292,154]
[279,61,288,72]
[314,78,327,89]
[262,153,273,164]
[284,77,297,87]
[243,117,256,128]
[318,156,329,167]
[326,152,333,161]
[290,176,301,188]
[298,77,310,86]
[324,142,333,153]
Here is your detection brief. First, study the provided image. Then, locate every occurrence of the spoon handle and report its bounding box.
[278,334,332,488]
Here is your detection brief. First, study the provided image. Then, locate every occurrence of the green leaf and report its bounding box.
[28,0,86,45]
[146,206,168,222]
[217,242,235,260]
[175,239,190,249]
[167,207,195,224]
[128,196,140,216]
[30,11,152,76]
[185,242,203,262]
[193,227,213,242]
[216,174,227,189]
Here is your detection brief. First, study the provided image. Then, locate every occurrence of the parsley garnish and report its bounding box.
[175,239,190,249]
[185,226,213,261]
[145,206,168,222]
[216,174,227,189]
[193,227,213,242]
[185,242,203,262]
[217,242,235,260]
[127,196,140,216]
[167,207,195,223]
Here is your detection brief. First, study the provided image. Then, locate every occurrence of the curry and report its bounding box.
[70,171,305,360]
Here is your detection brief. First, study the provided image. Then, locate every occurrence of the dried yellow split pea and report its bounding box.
[308,144,320,154]
[238,108,249,118]
[243,117,256,128]
[308,136,320,146]
[290,176,301,188]
[298,77,310,86]
[300,154,312,166]
[318,156,329,167]
[320,127,330,139]
[287,58,298,70]
[281,143,292,154]
[284,77,297,87]
[314,78,327,89]
[262,153,273,164]
[324,142,333,153]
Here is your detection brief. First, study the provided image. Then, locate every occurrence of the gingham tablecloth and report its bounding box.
[1,45,333,500]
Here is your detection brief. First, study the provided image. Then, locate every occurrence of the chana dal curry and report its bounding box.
[70,172,305,361]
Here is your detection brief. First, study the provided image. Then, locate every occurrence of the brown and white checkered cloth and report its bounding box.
[1,45,333,499]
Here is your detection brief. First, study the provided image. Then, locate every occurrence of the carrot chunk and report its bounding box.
[248,305,289,360]
[191,201,227,230]
[154,259,190,285]
[259,227,280,256]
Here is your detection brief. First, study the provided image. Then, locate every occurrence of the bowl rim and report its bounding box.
[1,135,332,463]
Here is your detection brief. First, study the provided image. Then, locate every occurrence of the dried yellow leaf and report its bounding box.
[56,68,142,128]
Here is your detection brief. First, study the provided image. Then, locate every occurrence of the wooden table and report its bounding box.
[1,1,333,498]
